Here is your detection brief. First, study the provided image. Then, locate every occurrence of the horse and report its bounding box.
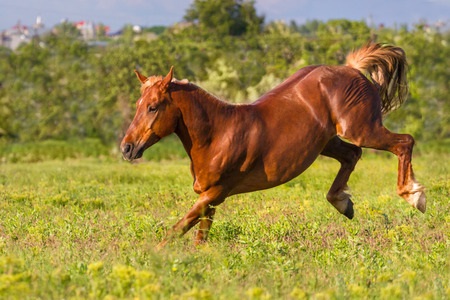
[120,43,426,248]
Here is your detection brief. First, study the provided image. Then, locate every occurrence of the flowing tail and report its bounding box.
[346,43,409,114]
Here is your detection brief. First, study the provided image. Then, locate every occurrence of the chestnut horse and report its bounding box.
[121,43,426,248]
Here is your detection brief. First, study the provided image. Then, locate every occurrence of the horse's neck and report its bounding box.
[173,86,232,153]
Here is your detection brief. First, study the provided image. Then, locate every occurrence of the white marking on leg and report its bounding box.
[406,181,426,213]
[411,182,424,193]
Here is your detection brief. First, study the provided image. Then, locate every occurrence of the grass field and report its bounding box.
[0,139,449,299]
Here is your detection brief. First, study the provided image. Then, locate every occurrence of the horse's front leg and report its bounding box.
[194,206,216,245]
[156,186,226,250]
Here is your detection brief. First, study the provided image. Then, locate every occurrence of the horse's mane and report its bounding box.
[171,80,232,108]
[346,43,409,114]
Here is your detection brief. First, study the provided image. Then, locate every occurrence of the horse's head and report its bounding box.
[121,67,180,161]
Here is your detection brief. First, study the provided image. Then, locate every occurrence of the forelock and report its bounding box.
[139,75,190,94]
[140,75,163,94]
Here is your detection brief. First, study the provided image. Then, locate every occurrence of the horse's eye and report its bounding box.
[148,105,158,113]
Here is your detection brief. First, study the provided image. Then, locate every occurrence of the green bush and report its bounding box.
[0,136,188,163]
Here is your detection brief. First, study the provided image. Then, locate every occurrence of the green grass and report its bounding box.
[0,142,449,299]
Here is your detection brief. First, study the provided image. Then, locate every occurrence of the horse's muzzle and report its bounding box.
[121,142,136,161]
[121,134,161,161]
[121,142,145,161]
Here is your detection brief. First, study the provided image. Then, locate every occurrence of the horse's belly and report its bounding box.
[228,141,323,195]
[227,112,333,196]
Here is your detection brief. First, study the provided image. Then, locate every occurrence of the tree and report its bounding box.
[184,0,264,37]
[0,47,13,137]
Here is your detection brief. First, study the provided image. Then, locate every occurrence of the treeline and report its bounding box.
[0,0,448,144]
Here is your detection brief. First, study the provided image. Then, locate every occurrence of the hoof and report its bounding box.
[410,190,426,213]
[327,189,354,219]
[343,200,354,219]
[405,183,426,213]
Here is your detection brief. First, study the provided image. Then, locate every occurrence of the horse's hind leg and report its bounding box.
[321,136,362,219]
[342,123,426,213]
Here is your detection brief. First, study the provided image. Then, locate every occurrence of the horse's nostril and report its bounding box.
[122,143,133,155]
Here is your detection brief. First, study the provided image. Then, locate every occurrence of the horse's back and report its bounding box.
[253,65,321,105]
[253,65,348,135]
[255,64,381,130]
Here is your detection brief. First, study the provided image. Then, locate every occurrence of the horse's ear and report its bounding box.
[160,66,174,93]
[134,70,147,84]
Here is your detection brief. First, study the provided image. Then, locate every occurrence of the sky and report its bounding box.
[1,0,449,32]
